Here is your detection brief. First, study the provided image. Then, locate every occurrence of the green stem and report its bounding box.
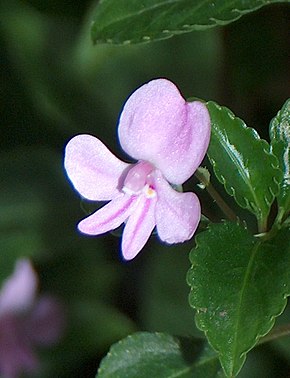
[195,168,238,223]
[257,217,268,234]
[274,206,290,228]
[258,323,290,345]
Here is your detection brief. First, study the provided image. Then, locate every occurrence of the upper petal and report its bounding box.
[154,173,201,244]
[122,195,157,261]
[118,79,211,185]
[64,134,130,201]
[0,259,37,316]
[78,193,137,235]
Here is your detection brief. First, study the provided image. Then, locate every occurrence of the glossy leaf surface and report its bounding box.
[207,101,281,227]
[91,0,285,44]
[269,98,290,222]
[187,222,290,376]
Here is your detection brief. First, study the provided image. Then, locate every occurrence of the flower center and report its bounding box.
[122,161,156,198]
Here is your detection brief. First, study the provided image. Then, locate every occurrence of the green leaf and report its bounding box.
[187,222,290,377]
[91,0,285,45]
[269,98,290,222]
[206,101,281,230]
[97,332,224,378]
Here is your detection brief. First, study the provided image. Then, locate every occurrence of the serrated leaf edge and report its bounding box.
[187,224,290,377]
[91,0,284,45]
[207,101,282,221]
[269,99,290,219]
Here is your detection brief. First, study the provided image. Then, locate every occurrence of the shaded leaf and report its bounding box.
[269,98,290,222]
[91,0,285,45]
[97,332,224,378]
[207,101,281,229]
[140,243,201,337]
[187,222,290,377]
[41,300,136,377]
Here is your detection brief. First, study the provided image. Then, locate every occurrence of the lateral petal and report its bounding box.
[122,195,157,260]
[118,79,210,185]
[64,134,130,201]
[78,193,136,235]
[155,173,201,244]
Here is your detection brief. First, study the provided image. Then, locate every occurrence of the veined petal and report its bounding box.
[64,134,130,201]
[155,173,201,243]
[0,259,37,316]
[78,193,136,235]
[118,79,211,185]
[122,195,157,260]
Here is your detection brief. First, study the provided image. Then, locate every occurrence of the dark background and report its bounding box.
[0,1,289,376]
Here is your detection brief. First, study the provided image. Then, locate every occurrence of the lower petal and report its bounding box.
[122,195,157,260]
[78,194,136,235]
[155,175,201,244]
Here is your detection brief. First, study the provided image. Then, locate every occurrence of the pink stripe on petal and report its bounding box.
[155,174,201,243]
[78,194,136,235]
[122,195,157,260]
[64,134,130,201]
[118,79,210,185]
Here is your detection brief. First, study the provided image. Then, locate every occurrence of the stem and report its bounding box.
[258,323,290,346]
[257,217,268,234]
[274,206,290,229]
[195,168,238,223]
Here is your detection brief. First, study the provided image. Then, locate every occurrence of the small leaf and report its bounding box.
[97,332,224,378]
[269,98,290,222]
[207,101,281,229]
[91,0,285,45]
[187,222,290,377]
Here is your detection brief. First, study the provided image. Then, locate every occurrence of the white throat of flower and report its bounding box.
[122,161,157,199]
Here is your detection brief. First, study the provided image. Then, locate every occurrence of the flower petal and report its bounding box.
[0,315,39,378]
[78,193,136,235]
[122,195,157,260]
[64,134,129,201]
[118,79,211,185]
[27,296,65,345]
[0,259,37,316]
[154,173,201,243]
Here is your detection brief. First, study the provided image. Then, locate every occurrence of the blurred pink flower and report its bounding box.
[65,79,211,260]
[0,259,64,378]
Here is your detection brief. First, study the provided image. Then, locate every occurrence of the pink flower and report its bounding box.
[0,259,64,378]
[64,79,210,260]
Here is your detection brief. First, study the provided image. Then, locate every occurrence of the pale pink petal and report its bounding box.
[64,134,130,201]
[78,193,137,235]
[118,79,211,185]
[122,195,157,260]
[154,173,201,243]
[0,259,37,316]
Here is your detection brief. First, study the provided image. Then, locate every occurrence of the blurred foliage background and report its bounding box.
[0,0,289,377]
